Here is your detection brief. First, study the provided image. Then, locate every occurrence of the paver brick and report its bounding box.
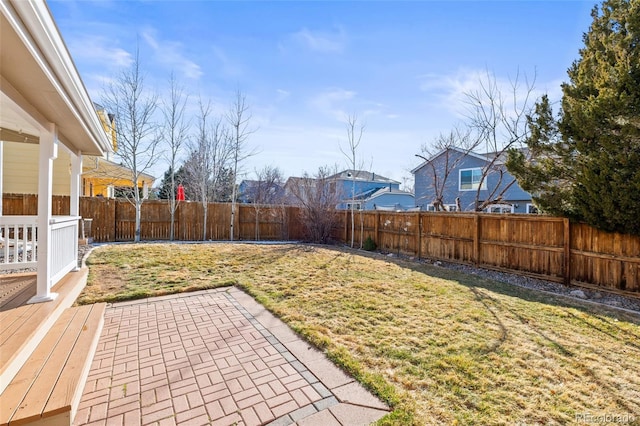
[77,290,387,426]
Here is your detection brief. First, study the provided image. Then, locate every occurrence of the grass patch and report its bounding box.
[80,243,640,425]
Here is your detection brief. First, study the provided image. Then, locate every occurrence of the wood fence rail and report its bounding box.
[2,194,638,297]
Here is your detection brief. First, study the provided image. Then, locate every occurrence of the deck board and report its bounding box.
[0,269,89,396]
[0,275,36,311]
[9,306,92,424]
[0,308,81,424]
[43,304,105,420]
[0,303,105,426]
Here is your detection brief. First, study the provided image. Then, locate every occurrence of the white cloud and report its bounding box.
[309,88,356,120]
[142,28,203,80]
[67,35,133,69]
[290,27,347,54]
[418,68,550,120]
[209,46,244,78]
[276,89,291,102]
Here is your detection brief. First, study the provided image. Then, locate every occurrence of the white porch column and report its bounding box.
[0,140,3,216]
[29,123,58,304]
[70,149,82,214]
[70,149,81,271]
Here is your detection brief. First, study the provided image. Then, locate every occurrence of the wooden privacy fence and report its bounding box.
[2,194,639,297]
[335,210,640,296]
[76,198,306,242]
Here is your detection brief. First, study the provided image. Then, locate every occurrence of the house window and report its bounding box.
[526,203,539,214]
[424,205,436,212]
[459,168,486,191]
[346,203,361,210]
[485,204,514,214]
[443,204,458,212]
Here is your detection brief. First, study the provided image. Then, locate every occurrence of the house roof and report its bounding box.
[367,187,414,200]
[329,169,400,184]
[411,147,489,174]
[0,1,111,155]
[82,156,156,184]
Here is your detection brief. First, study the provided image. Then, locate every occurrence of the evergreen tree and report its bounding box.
[508,0,640,235]
[157,166,190,200]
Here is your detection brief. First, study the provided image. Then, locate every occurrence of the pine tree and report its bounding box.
[508,0,640,235]
[157,166,190,200]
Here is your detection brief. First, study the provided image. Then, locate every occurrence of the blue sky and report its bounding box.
[48,0,595,186]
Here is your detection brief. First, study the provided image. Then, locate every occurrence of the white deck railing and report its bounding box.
[0,216,38,271]
[49,216,80,285]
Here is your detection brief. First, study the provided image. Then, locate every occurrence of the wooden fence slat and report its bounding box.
[2,194,639,296]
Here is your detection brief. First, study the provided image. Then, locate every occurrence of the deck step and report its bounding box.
[0,269,89,395]
[0,303,105,426]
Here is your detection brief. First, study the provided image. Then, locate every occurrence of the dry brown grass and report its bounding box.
[80,243,640,425]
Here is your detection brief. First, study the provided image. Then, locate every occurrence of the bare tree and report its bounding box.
[289,166,342,244]
[464,69,537,211]
[102,49,160,242]
[226,90,257,241]
[416,126,479,211]
[340,114,365,248]
[249,165,284,240]
[184,98,232,240]
[161,73,189,240]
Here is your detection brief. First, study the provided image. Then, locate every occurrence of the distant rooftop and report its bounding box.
[329,170,399,184]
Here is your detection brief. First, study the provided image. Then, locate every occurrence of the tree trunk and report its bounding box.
[135,202,141,242]
[202,202,208,241]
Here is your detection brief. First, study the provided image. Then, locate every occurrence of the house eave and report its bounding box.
[0,0,111,155]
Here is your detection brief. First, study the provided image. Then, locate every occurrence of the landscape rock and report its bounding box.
[569,289,587,299]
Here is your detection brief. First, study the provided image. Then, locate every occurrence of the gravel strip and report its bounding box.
[380,251,640,313]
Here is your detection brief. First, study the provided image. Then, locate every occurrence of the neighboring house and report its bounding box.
[282,176,319,205]
[1,0,112,302]
[329,170,409,210]
[363,187,415,211]
[2,144,154,198]
[81,155,155,198]
[238,179,284,204]
[82,103,155,197]
[412,147,534,213]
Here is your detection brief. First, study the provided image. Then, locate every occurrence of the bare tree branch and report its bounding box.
[227,90,258,241]
[161,73,189,240]
[463,69,537,210]
[101,48,160,242]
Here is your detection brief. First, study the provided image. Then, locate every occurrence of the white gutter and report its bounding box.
[3,0,111,154]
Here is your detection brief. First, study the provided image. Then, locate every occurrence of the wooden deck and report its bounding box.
[0,268,103,425]
[0,274,36,312]
[1,303,105,426]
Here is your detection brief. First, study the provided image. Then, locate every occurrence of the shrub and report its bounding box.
[363,236,377,251]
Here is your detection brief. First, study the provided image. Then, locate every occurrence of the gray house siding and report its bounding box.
[413,148,532,212]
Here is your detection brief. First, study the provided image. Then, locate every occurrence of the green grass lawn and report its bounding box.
[80,243,640,425]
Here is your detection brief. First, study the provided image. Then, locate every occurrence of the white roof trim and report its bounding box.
[1,0,111,154]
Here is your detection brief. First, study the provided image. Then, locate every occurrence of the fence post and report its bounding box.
[473,214,480,266]
[416,212,421,259]
[113,198,118,242]
[563,218,571,286]
[344,210,348,244]
[374,211,380,247]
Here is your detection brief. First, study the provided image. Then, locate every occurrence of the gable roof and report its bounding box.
[329,169,400,184]
[411,147,489,174]
[367,187,414,200]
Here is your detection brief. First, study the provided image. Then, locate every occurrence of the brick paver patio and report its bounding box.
[74,287,389,425]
